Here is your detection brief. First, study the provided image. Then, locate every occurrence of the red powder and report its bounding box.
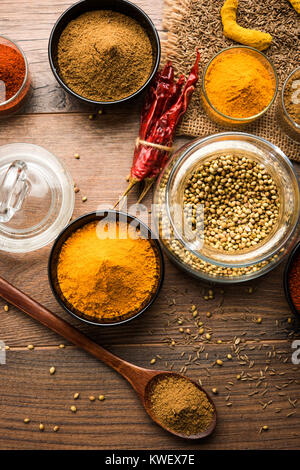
[0,43,26,102]
[288,249,300,313]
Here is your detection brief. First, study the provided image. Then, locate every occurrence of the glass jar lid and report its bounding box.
[0,143,75,253]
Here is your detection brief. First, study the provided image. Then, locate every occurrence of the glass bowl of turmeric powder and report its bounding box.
[48,210,164,326]
[0,36,31,117]
[201,46,278,127]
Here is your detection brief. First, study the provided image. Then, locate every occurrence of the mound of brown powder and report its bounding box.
[149,375,214,436]
[57,10,154,102]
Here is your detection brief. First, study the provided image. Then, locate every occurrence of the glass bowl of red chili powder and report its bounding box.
[284,242,300,316]
[0,36,31,117]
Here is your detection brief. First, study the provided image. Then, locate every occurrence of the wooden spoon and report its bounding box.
[0,276,217,440]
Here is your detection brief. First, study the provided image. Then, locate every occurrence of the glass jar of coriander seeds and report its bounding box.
[153,133,300,284]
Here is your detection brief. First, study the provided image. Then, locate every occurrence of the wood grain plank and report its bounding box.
[0,0,164,114]
[0,113,299,348]
[0,345,299,449]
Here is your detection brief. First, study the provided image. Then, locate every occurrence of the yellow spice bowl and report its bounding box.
[201,46,278,127]
[48,211,164,326]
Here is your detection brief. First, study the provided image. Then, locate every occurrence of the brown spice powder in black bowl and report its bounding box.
[49,0,160,105]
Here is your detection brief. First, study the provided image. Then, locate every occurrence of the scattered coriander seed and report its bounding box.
[49,366,56,375]
[59,344,65,349]
[262,425,269,431]
[74,153,80,159]
[178,319,183,325]
[27,344,34,350]
[179,327,184,333]
[212,388,218,394]
[198,321,203,327]
[98,109,103,115]
[191,305,196,311]
[248,287,254,294]
[5,345,10,351]
[39,423,44,431]
[4,305,9,312]
[199,328,204,335]
[70,405,77,413]
[205,333,211,340]
[206,312,211,318]
[98,395,105,401]
[24,418,30,424]
[186,329,191,334]
[257,317,262,324]
[192,310,198,318]
[150,358,156,365]
[89,396,96,402]
[82,196,87,203]
[217,340,222,344]
[53,426,59,432]
[227,354,232,360]
[216,359,223,366]
[73,393,80,400]
[74,187,80,193]
[287,318,292,324]
[236,374,241,380]
[171,340,175,346]
[88,114,94,120]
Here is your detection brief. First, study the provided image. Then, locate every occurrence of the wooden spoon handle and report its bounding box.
[0,276,150,388]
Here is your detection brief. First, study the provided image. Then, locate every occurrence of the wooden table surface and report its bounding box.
[0,0,300,451]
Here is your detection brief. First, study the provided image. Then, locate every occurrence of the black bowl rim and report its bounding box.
[48,210,165,327]
[283,240,300,317]
[48,0,161,106]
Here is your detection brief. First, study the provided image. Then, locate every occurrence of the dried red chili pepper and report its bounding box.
[115,50,200,206]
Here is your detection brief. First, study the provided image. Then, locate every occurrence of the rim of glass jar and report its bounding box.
[202,46,279,122]
[165,132,300,269]
[0,35,29,108]
[281,66,300,131]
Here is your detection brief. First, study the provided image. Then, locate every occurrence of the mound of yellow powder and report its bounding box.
[204,48,276,118]
[57,221,159,322]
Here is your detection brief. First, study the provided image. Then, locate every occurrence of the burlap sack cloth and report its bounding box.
[162,0,300,161]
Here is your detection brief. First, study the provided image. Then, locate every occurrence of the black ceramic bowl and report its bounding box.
[283,241,300,316]
[48,0,161,106]
[48,210,164,326]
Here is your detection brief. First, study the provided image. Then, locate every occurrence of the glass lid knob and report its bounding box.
[0,160,29,223]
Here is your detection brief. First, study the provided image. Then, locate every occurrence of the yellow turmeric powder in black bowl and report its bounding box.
[48,211,164,326]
